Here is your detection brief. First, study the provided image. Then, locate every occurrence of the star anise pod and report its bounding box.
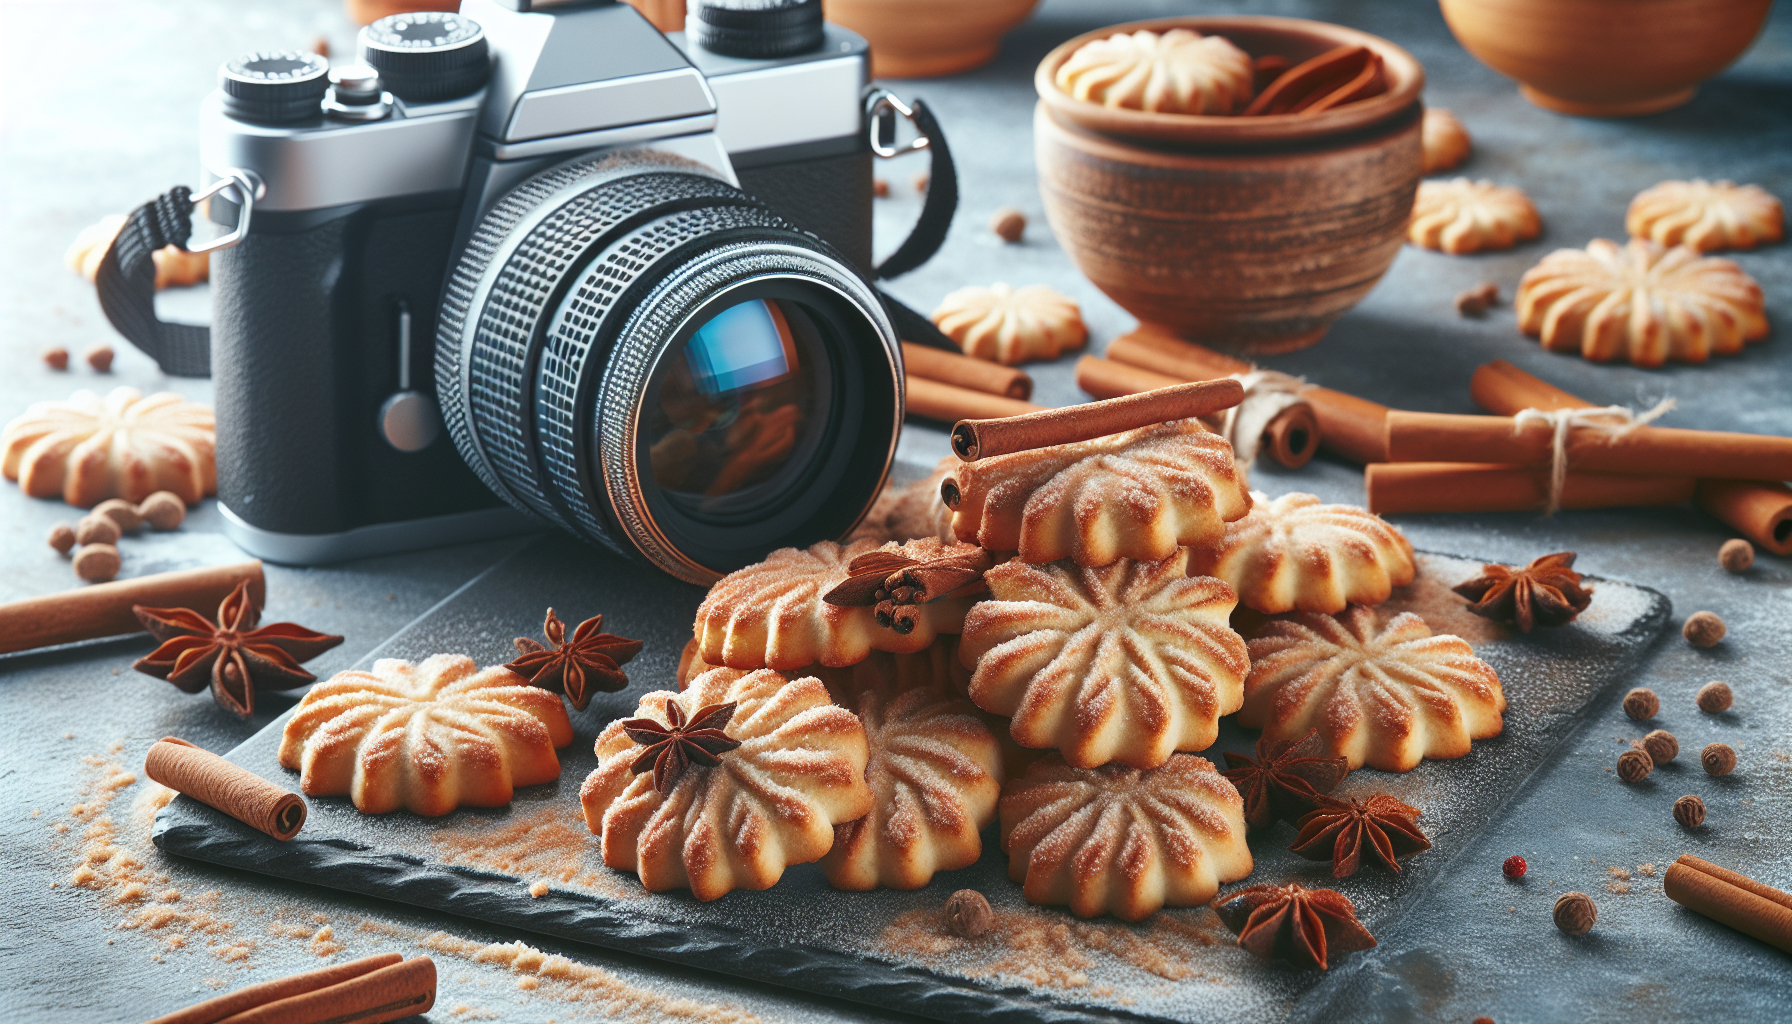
[621,700,742,794]
[1289,793,1431,877]
[1214,882,1377,971]
[1452,551,1593,633]
[505,609,643,711]
[131,580,343,719]
[1221,730,1350,829]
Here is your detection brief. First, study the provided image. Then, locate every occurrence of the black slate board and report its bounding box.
[154,534,1670,1023]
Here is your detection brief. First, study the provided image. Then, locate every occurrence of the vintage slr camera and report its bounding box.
[196,0,931,583]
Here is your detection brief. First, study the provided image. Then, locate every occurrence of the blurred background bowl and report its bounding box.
[824,0,1040,78]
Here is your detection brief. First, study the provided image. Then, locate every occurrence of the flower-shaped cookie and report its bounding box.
[1627,180,1784,253]
[999,753,1253,921]
[1054,28,1255,115]
[278,654,574,817]
[1191,492,1415,615]
[1239,607,1505,772]
[66,213,209,289]
[930,284,1088,366]
[944,419,1249,567]
[1407,178,1541,254]
[581,667,872,900]
[821,664,1002,890]
[693,538,979,670]
[2,387,215,507]
[959,550,1248,768]
[1421,108,1471,174]
[1516,238,1767,366]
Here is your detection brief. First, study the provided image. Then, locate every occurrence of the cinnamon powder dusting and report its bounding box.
[431,805,640,900]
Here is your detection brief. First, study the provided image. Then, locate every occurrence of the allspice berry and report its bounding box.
[1718,538,1754,573]
[74,514,121,547]
[990,206,1027,243]
[93,498,143,534]
[137,491,186,531]
[1616,747,1653,783]
[85,344,115,372]
[1682,611,1726,648]
[1553,892,1597,936]
[1622,687,1659,721]
[1701,742,1736,777]
[47,522,77,554]
[44,346,70,371]
[1642,729,1678,764]
[1673,794,1706,829]
[873,177,890,198]
[73,543,121,582]
[945,889,993,939]
[1696,680,1732,714]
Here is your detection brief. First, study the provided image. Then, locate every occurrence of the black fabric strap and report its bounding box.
[93,186,212,377]
[873,98,956,281]
[879,290,959,353]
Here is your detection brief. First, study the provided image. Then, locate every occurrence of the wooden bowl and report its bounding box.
[823,0,1040,78]
[1438,0,1773,117]
[1035,17,1424,354]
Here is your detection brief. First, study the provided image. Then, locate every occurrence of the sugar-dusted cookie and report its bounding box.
[1239,607,1504,772]
[999,753,1253,921]
[278,654,574,817]
[581,667,872,900]
[693,537,980,670]
[1627,180,1783,253]
[1408,178,1541,254]
[1192,491,1415,614]
[944,419,1249,567]
[930,284,1088,366]
[1517,238,1767,366]
[1421,107,1471,174]
[2,387,215,507]
[959,550,1248,768]
[1055,28,1254,115]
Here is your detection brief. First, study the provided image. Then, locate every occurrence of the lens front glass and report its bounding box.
[643,298,833,521]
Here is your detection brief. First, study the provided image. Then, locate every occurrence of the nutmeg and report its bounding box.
[1553,892,1597,936]
[73,543,120,582]
[43,346,69,371]
[137,491,186,531]
[1718,538,1754,573]
[47,522,77,555]
[1701,742,1736,777]
[1642,729,1678,764]
[1616,747,1653,783]
[1696,680,1732,714]
[1682,611,1726,648]
[1673,794,1706,829]
[93,498,143,535]
[74,514,121,547]
[1622,687,1659,721]
[84,344,114,373]
[945,889,993,939]
[990,206,1027,243]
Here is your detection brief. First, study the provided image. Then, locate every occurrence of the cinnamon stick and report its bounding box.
[1365,462,1695,514]
[950,378,1244,462]
[214,956,435,1024]
[902,341,1033,400]
[906,374,1042,424]
[146,953,403,1024]
[144,737,307,841]
[1384,410,1792,481]
[1107,327,1389,463]
[0,561,264,655]
[1664,855,1792,955]
[1074,355,1321,468]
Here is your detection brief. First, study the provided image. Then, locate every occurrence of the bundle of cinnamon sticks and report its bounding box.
[145,953,435,1024]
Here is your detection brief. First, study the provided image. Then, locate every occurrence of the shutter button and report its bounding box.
[323,65,392,122]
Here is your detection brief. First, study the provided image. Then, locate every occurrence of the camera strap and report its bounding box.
[872,97,956,282]
[91,185,214,377]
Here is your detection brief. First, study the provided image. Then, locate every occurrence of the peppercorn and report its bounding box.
[43,346,69,371]
[1622,687,1659,721]
[137,491,186,531]
[74,514,120,547]
[1455,281,1499,316]
[1696,680,1733,714]
[1701,742,1736,777]
[85,344,114,373]
[1682,611,1726,648]
[1616,747,1653,783]
[1718,538,1754,573]
[93,498,143,535]
[73,543,120,583]
[1553,892,1597,935]
[1673,794,1706,829]
[47,522,76,555]
[1502,855,1526,879]
[945,889,992,939]
[1642,729,1678,764]
[989,207,1027,243]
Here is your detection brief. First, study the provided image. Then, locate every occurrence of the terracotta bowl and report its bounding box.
[1438,0,1773,117]
[824,0,1040,78]
[1035,17,1424,354]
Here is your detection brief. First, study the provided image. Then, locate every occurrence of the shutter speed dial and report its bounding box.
[359,12,490,103]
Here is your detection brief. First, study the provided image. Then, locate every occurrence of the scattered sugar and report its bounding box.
[1638,863,1658,877]
[1606,866,1631,881]
[1606,882,1632,895]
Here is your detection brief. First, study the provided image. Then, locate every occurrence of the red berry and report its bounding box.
[1502,855,1527,879]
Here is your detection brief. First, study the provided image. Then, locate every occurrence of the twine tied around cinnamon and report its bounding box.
[1513,399,1676,515]
[1219,369,1310,469]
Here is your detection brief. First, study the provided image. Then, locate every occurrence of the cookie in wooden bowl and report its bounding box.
[1407,178,1540,254]
[1055,27,1254,115]
[1191,491,1414,614]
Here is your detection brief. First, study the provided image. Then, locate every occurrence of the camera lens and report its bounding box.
[437,152,899,583]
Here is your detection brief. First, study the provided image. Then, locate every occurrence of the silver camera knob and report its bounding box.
[378,301,440,452]
[323,65,392,122]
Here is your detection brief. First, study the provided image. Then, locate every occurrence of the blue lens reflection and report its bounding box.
[683,300,793,396]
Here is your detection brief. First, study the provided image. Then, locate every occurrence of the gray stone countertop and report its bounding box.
[1,1,1788,1022]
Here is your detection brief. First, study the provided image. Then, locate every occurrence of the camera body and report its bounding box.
[202,0,890,575]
